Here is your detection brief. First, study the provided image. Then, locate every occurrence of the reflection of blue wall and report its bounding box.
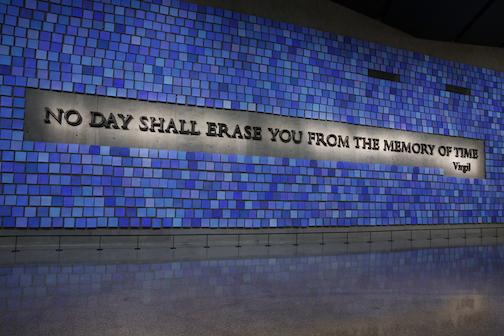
[2,246,504,310]
[2,246,504,335]
[0,0,502,228]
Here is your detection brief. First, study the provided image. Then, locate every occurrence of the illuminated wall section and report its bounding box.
[0,0,502,228]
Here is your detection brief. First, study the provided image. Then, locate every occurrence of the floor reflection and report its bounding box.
[1,245,503,336]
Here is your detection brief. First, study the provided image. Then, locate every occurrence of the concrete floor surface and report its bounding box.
[1,243,503,336]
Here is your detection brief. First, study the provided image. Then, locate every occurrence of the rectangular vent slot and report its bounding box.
[367,69,400,82]
[445,84,471,95]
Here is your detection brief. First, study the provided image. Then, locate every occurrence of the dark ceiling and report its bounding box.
[330,0,504,48]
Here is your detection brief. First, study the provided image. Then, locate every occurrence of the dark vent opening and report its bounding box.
[367,69,400,82]
[445,84,471,96]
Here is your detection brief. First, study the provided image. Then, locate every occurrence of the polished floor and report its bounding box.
[1,244,504,336]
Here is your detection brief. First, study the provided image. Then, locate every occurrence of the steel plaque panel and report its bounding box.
[24,89,485,178]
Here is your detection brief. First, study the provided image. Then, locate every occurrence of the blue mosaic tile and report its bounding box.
[0,0,503,228]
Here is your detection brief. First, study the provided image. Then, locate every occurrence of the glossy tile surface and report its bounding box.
[1,244,504,336]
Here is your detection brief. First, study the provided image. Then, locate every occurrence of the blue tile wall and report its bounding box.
[0,0,503,228]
